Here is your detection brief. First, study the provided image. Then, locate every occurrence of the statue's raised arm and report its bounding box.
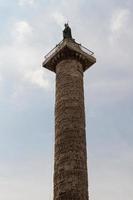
[63,23,72,39]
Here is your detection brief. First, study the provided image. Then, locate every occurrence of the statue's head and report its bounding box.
[64,23,69,28]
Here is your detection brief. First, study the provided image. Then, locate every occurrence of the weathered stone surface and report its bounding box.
[54,59,89,200]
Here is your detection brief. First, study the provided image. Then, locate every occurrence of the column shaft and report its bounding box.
[54,59,88,200]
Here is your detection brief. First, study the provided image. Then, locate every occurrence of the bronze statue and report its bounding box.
[63,23,72,39]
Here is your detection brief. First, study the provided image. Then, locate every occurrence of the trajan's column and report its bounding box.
[43,24,96,200]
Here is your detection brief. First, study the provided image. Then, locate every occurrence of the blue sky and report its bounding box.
[0,0,133,199]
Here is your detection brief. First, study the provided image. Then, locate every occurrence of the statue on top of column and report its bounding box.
[63,23,72,39]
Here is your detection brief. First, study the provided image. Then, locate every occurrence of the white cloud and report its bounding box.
[110,8,130,33]
[12,21,33,44]
[24,69,50,89]
[0,19,51,108]
[109,8,132,46]
[52,12,67,28]
[18,0,35,6]
[9,68,50,110]
[108,7,133,59]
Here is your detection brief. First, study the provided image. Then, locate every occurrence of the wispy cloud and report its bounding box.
[52,12,67,28]
[109,8,131,45]
[110,8,130,33]
[23,69,50,89]
[18,0,35,6]
[0,19,50,108]
[12,21,33,44]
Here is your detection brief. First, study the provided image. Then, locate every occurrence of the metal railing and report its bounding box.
[44,39,94,60]
[80,44,94,56]
[44,40,63,60]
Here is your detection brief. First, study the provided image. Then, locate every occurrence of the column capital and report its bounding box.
[42,38,96,73]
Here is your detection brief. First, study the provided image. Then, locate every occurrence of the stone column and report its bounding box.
[54,59,88,200]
